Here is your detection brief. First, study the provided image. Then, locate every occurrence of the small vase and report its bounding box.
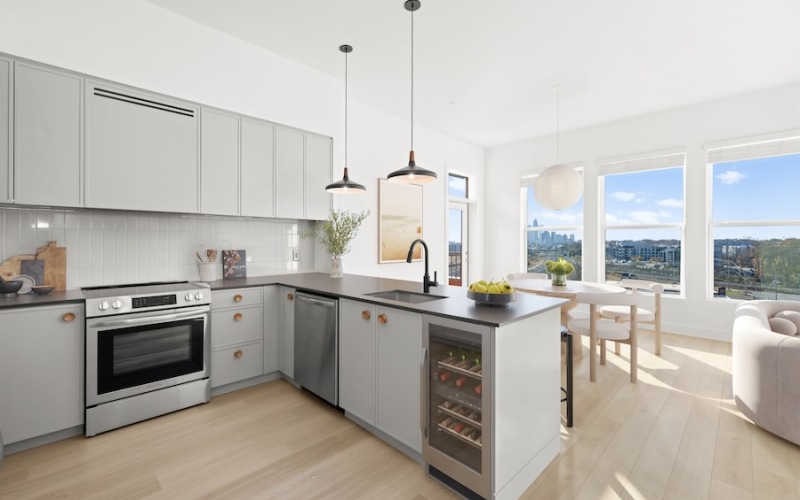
[330,255,343,278]
[551,273,567,286]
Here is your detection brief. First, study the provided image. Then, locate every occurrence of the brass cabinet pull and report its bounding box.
[287,292,294,301]
[361,310,371,320]
[377,314,387,324]
[233,294,243,302]
[234,350,243,359]
[63,312,76,322]
[233,312,243,321]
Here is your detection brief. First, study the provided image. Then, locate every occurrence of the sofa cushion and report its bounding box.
[774,310,800,332]
[769,317,798,336]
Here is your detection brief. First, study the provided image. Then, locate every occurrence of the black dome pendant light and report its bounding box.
[387,0,437,184]
[326,44,366,194]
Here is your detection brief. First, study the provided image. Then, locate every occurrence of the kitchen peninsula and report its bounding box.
[210,272,566,499]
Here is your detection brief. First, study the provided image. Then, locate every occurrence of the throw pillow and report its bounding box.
[769,317,798,336]
[774,310,800,333]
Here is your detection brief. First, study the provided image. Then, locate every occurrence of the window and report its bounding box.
[523,168,583,278]
[448,173,469,286]
[600,153,684,291]
[448,173,468,198]
[709,135,800,300]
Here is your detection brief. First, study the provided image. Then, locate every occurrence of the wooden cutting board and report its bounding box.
[0,254,35,281]
[35,241,67,291]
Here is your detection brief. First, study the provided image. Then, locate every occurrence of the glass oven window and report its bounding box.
[97,318,205,395]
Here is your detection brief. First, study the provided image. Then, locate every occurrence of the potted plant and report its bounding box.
[303,209,370,278]
[545,258,575,286]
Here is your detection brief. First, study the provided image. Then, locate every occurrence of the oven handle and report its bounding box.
[88,307,209,329]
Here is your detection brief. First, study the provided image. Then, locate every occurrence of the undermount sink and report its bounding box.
[364,289,447,304]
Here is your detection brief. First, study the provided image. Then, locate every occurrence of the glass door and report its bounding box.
[448,202,468,287]
[428,324,483,473]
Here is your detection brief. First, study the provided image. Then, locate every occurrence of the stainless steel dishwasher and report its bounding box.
[294,291,339,406]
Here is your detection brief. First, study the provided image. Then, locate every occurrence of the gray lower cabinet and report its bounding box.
[200,108,240,216]
[84,81,199,213]
[339,299,422,452]
[0,304,84,445]
[278,286,296,378]
[14,62,82,207]
[262,285,280,374]
[210,288,264,388]
[241,118,275,218]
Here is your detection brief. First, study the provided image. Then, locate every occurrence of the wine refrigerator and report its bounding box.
[422,316,491,499]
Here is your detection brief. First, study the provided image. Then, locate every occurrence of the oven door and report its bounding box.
[86,306,210,407]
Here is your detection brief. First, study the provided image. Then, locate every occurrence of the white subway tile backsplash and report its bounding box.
[0,207,316,289]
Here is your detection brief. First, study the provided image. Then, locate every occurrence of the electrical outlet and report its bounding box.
[292,248,300,261]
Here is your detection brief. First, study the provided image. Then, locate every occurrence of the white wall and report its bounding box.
[486,82,800,340]
[0,0,485,286]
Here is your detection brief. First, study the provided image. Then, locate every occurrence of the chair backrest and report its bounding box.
[576,290,640,307]
[620,279,664,295]
[507,272,548,280]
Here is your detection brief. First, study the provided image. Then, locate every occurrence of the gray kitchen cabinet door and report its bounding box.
[85,81,199,213]
[0,304,84,444]
[262,285,280,374]
[338,299,376,424]
[376,307,422,452]
[0,57,10,203]
[14,63,82,207]
[241,118,275,218]
[200,108,239,216]
[304,133,332,220]
[275,127,304,220]
[278,286,296,378]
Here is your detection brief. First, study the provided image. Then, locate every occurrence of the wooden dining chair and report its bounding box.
[599,279,663,356]
[567,290,640,383]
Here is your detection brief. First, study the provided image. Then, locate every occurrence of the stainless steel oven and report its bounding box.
[84,282,212,436]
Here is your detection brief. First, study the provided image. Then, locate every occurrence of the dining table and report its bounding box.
[507,278,626,354]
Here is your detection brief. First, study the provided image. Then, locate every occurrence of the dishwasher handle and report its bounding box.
[296,294,336,308]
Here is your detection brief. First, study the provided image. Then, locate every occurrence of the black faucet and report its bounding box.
[407,238,438,293]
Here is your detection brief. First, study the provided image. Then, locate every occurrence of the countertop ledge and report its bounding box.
[0,273,565,327]
[207,272,566,327]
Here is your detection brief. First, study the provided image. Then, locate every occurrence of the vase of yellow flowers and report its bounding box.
[545,258,574,286]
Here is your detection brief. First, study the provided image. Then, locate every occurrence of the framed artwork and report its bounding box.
[379,179,423,263]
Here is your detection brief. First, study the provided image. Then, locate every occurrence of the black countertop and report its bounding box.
[0,273,565,327]
[206,272,565,327]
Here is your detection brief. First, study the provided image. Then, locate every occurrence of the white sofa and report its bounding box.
[732,300,800,446]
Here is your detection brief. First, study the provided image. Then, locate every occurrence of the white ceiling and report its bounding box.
[146,0,800,148]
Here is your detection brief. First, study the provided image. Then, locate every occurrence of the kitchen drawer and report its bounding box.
[211,341,263,388]
[212,288,263,309]
[211,306,263,348]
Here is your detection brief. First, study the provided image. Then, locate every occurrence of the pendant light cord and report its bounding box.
[410,7,414,151]
[344,48,348,168]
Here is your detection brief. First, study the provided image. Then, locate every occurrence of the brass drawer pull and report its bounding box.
[377,314,387,325]
[234,312,243,321]
[234,350,243,359]
[362,310,371,320]
[63,312,76,322]
[287,292,294,301]
[234,294,243,302]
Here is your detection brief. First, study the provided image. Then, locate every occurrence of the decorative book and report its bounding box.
[222,250,246,279]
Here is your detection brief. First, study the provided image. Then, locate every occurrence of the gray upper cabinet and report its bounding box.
[275,127,304,220]
[0,57,10,204]
[84,81,199,213]
[201,108,240,216]
[305,133,332,220]
[240,118,275,218]
[14,62,82,207]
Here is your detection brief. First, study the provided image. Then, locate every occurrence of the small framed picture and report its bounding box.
[222,250,246,279]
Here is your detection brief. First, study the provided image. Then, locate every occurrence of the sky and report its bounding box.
[526,153,800,242]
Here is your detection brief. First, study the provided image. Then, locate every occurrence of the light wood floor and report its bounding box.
[2,332,800,499]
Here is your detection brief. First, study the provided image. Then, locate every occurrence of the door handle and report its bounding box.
[377,314,387,324]
[361,310,371,320]
[420,347,428,439]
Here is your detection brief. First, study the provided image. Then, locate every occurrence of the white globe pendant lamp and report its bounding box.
[326,44,366,194]
[387,0,437,185]
[533,85,582,210]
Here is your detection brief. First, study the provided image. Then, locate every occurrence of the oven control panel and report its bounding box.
[132,294,178,309]
[84,283,212,318]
